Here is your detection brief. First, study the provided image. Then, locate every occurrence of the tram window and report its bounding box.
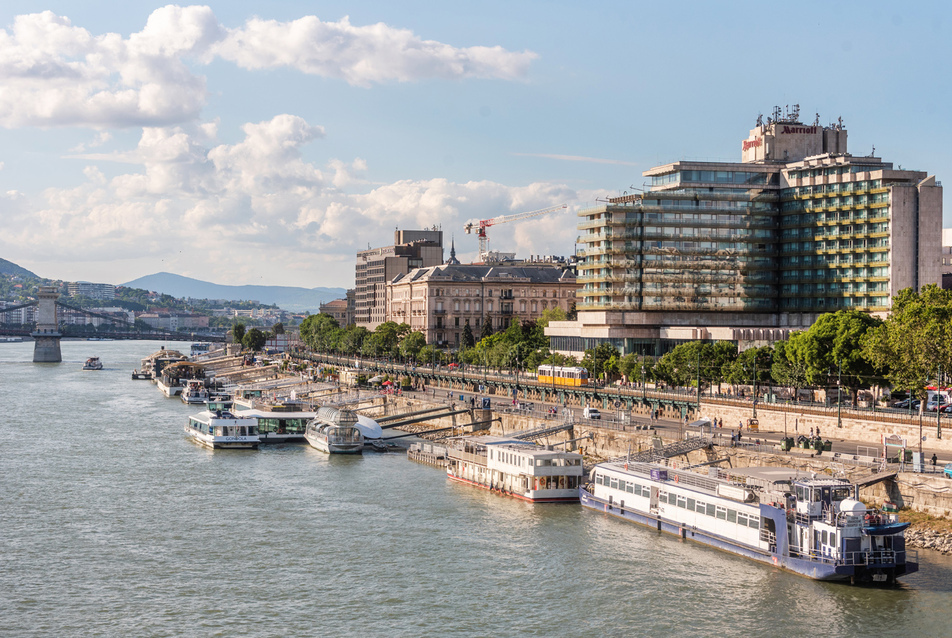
[727,510,737,523]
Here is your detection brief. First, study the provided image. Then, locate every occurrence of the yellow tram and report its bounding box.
[537,365,589,387]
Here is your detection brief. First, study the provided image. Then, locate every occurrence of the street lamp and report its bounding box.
[836,358,842,429]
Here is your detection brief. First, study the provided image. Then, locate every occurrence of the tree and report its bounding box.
[242,327,267,352]
[655,341,737,390]
[771,338,810,399]
[480,317,493,340]
[232,323,246,344]
[272,322,285,335]
[863,285,952,399]
[299,313,341,352]
[461,322,476,350]
[788,310,882,403]
[582,342,619,382]
[400,331,427,361]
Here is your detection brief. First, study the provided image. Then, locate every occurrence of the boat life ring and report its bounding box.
[674,475,679,483]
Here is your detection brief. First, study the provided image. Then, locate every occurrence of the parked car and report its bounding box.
[945,463,952,479]
[583,407,601,420]
[926,396,949,411]
[892,398,921,410]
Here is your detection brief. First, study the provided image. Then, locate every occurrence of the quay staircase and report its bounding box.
[609,435,712,465]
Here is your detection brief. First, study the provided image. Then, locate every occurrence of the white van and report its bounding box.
[583,407,601,420]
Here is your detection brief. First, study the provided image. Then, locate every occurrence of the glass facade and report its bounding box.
[578,158,910,314]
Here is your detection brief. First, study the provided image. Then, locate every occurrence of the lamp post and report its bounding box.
[836,358,842,429]
[938,364,943,440]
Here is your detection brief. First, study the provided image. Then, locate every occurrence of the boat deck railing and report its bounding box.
[788,547,915,567]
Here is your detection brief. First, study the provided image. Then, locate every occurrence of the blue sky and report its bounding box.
[1,1,949,289]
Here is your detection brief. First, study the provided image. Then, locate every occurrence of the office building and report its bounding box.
[355,229,444,330]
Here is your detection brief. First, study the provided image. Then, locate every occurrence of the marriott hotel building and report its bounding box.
[547,109,943,357]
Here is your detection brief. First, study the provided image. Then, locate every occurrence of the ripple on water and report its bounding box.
[2,340,952,637]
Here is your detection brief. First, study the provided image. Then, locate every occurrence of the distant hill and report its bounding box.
[0,258,38,278]
[121,272,346,313]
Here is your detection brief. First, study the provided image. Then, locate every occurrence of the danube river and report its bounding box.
[2,340,951,637]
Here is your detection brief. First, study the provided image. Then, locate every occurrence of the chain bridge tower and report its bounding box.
[32,286,62,362]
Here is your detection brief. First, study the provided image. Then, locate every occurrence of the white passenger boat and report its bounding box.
[190,342,212,357]
[241,407,315,443]
[582,459,917,585]
[82,357,103,371]
[181,380,210,404]
[185,408,260,450]
[445,436,583,503]
[304,407,364,454]
[157,361,205,397]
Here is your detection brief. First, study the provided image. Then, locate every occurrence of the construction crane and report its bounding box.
[463,204,567,263]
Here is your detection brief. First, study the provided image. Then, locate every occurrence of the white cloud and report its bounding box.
[214,15,537,86]
[0,115,577,286]
[0,7,536,129]
[0,9,209,127]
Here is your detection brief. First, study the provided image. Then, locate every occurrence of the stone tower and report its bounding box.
[32,286,62,362]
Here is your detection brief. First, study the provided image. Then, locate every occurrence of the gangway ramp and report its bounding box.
[510,422,574,441]
[609,436,712,465]
[379,408,472,429]
[853,471,898,489]
[376,406,453,424]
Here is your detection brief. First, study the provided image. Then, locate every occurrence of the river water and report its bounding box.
[2,340,951,637]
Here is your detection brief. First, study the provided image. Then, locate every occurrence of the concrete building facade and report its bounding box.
[548,106,943,357]
[319,289,356,327]
[67,281,116,300]
[355,229,443,330]
[388,264,576,348]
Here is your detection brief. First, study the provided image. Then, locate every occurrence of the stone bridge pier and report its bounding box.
[32,286,62,363]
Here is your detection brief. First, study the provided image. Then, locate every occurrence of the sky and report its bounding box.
[1,1,951,290]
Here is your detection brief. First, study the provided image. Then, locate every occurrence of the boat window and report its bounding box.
[610,477,618,489]
[658,493,667,504]
[822,530,829,545]
[626,481,634,494]
[695,501,706,513]
[715,506,727,520]
[706,504,716,517]
[676,496,687,508]
[831,487,850,502]
[727,509,737,523]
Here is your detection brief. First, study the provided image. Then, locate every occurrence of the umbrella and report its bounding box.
[368,375,383,383]
[382,380,393,385]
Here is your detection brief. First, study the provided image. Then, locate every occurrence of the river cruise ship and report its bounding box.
[446,436,583,503]
[185,408,260,450]
[582,461,917,585]
[304,406,364,454]
[82,357,103,370]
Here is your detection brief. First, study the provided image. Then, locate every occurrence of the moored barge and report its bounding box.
[582,460,917,585]
[446,436,583,503]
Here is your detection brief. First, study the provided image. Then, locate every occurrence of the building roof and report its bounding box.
[391,264,575,285]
